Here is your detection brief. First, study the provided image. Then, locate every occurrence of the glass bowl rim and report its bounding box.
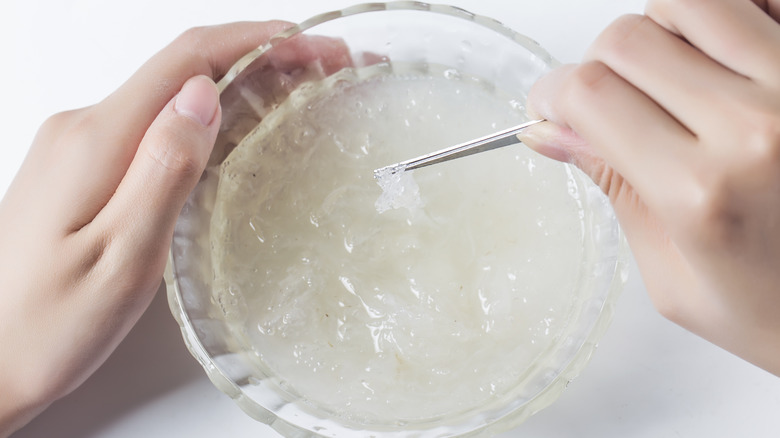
[214,0,559,93]
[168,2,629,436]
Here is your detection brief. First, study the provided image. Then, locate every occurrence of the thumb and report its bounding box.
[94,75,221,270]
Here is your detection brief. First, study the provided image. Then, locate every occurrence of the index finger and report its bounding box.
[59,21,293,232]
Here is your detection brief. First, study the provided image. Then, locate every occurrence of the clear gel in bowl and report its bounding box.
[167,3,628,437]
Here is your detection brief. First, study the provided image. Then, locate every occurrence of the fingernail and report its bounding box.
[174,75,219,126]
[517,122,572,163]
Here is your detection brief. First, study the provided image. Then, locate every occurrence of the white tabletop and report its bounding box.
[4,1,779,437]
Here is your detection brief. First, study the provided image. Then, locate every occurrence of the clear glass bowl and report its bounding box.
[167,2,628,436]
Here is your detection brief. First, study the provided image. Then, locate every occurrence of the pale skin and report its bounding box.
[0,21,293,436]
[1,0,778,435]
[519,0,780,375]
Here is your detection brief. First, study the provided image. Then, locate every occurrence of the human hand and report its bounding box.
[519,0,780,375]
[0,21,295,436]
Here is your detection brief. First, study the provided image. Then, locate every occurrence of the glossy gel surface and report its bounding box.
[210,65,586,422]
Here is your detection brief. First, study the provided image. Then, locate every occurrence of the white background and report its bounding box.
[3,1,779,437]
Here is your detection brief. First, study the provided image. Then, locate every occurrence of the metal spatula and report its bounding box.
[373,119,544,177]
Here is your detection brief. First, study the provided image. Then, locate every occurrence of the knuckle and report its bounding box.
[590,14,650,61]
[36,108,87,142]
[563,61,613,99]
[175,25,211,49]
[38,110,73,134]
[683,179,745,248]
[680,100,780,249]
[145,128,204,178]
[646,0,707,34]
[169,26,215,65]
[553,61,617,122]
[644,0,664,14]
[644,0,674,19]
[653,0,703,14]
[741,106,780,164]
[34,107,101,154]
